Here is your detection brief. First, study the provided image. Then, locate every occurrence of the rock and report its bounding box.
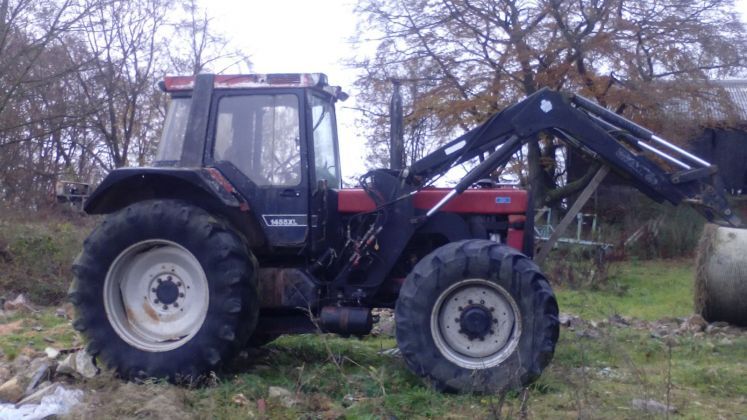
[608,314,631,327]
[631,398,676,414]
[232,392,249,406]
[682,314,708,333]
[0,365,11,384]
[74,350,98,378]
[268,386,298,408]
[24,359,51,395]
[589,319,607,328]
[44,347,59,360]
[3,294,33,312]
[55,304,75,320]
[0,376,25,402]
[11,355,31,374]
[0,357,53,402]
[705,324,720,334]
[17,382,61,406]
[342,394,360,408]
[576,328,601,339]
[559,313,582,328]
[596,367,621,379]
[56,354,75,376]
[268,386,292,398]
[57,350,98,379]
[371,308,395,337]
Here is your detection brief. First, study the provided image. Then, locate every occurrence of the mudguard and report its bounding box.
[84,167,246,214]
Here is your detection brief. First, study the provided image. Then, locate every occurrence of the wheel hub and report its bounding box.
[459,305,493,340]
[152,276,184,307]
[431,278,521,369]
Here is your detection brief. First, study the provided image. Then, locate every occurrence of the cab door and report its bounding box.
[210,91,310,247]
[308,92,343,255]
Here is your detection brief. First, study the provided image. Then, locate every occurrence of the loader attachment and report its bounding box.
[408,88,742,229]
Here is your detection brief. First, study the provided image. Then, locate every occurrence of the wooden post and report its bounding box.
[534,165,610,265]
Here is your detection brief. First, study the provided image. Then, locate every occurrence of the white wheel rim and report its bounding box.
[430,278,521,369]
[104,239,209,352]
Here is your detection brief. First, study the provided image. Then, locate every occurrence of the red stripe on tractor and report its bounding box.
[337,188,528,215]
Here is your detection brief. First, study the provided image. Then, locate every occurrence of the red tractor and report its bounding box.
[71,73,740,393]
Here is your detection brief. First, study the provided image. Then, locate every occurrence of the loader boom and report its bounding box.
[406,88,741,228]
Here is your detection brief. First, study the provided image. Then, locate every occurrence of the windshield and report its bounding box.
[155,97,191,163]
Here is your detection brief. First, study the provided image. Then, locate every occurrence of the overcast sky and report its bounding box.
[205,0,747,181]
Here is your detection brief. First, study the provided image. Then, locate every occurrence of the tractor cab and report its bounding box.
[156,74,347,250]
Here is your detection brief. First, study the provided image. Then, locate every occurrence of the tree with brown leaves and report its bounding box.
[352,0,747,206]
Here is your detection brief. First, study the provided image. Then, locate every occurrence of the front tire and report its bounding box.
[395,240,559,393]
[69,200,259,381]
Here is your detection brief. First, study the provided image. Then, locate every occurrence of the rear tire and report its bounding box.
[69,199,259,381]
[395,240,559,393]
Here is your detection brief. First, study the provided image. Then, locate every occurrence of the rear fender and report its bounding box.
[85,167,265,247]
[85,167,242,213]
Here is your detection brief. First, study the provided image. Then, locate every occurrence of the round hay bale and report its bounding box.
[694,224,747,326]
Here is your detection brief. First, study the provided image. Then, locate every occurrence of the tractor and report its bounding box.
[70,73,743,393]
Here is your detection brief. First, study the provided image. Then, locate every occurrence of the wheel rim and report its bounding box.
[104,239,209,352]
[430,278,521,369]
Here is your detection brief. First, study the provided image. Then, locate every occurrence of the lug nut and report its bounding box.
[167,276,172,281]
[468,300,473,304]
[493,318,498,323]
[157,278,162,284]
[173,302,179,308]
[177,282,182,287]
[480,299,485,305]
[490,307,495,312]
[151,288,157,293]
[458,306,463,311]
[154,299,160,304]
[179,293,184,298]
[489,330,495,335]
[162,305,168,310]
[454,318,459,323]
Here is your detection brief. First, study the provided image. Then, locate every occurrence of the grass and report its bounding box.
[0,309,79,360]
[0,259,743,418]
[0,214,93,305]
[556,259,695,321]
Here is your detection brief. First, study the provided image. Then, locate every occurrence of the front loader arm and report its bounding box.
[408,88,741,228]
[337,87,739,304]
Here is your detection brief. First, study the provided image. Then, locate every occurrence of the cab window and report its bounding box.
[214,94,301,186]
[310,94,340,188]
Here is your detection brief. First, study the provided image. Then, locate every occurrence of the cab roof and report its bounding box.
[160,73,348,101]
